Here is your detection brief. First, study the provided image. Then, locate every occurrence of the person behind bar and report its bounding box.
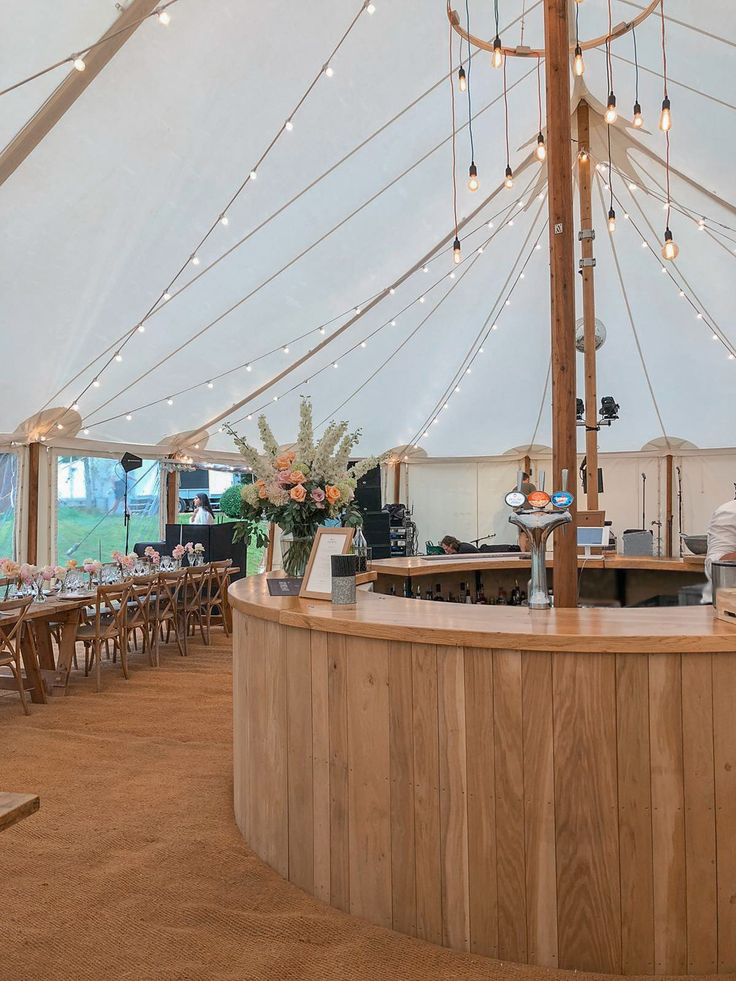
[705,495,736,602]
[440,535,479,554]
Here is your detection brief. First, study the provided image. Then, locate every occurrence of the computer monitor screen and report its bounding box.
[576,526,609,548]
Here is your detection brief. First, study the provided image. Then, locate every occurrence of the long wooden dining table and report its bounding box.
[14,595,92,703]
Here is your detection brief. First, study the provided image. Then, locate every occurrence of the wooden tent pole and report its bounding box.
[165,469,178,526]
[392,463,401,504]
[544,0,577,607]
[26,442,40,564]
[576,101,599,511]
[665,454,674,557]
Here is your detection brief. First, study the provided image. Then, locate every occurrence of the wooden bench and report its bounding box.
[0,792,40,832]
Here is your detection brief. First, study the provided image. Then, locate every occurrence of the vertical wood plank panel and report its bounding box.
[616,653,655,973]
[411,643,442,944]
[244,616,264,859]
[493,649,527,963]
[388,640,416,936]
[437,647,470,951]
[713,652,736,972]
[285,626,314,893]
[232,613,248,838]
[311,631,330,903]
[328,633,350,912]
[553,652,621,973]
[522,651,557,968]
[251,619,288,877]
[649,653,687,974]
[347,637,392,928]
[682,652,717,973]
[464,648,498,957]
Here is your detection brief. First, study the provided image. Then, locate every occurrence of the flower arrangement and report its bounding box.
[224,398,385,576]
[143,546,161,566]
[172,543,186,561]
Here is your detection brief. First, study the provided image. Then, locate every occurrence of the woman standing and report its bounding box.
[190,493,215,525]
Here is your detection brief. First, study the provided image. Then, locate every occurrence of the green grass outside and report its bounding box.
[52,505,265,574]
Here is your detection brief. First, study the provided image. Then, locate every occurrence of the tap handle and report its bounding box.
[516,469,523,492]
[561,468,568,493]
[539,470,545,492]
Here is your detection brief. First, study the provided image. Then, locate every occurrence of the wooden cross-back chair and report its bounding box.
[76,582,131,693]
[183,566,211,647]
[204,559,233,637]
[0,596,34,715]
[126,574,157,666]
[154,570,187,663]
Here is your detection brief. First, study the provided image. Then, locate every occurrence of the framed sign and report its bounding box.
[299,527,355,600]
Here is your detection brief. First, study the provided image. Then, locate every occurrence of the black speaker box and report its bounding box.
[354,464,381,513]
[362,510,391,559]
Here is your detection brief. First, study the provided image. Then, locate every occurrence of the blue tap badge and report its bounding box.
[551,490,574,509]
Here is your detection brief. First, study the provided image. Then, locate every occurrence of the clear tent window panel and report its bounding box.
[55,455,162,563]
[0,452,19,558]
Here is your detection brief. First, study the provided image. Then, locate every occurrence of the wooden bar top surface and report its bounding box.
[229,572,733,654]
[371,554,706,577]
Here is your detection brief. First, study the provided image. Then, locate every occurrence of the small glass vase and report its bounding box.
[281,534,315,578]
[33,576,48,603]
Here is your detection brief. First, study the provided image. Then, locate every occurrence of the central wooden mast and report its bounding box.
[543,0,577,607]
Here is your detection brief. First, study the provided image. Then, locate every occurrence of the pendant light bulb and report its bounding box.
[607,208,616,233]
[504,165,513,189]
[158,9,171,25]
[633,101,643,128]
[535,133,546,162]
[659,96,672,132]
[73,56,86,72]
[573,45,585,76]
[491,36,503,69]
[604,92,617,125]
[661,227,679,260]
[458,66,467,92]
[453,237,462,264]
[466,162,479,192]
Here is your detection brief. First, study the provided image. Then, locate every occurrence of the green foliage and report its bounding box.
[218,484,244,519]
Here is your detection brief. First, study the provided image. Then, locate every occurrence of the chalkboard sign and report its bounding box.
[266,577,303,597]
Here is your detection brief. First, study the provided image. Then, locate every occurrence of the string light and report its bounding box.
[72,403,80,412]
[73,57,86,72]
[114,352,123,362]
[535,134,546,162]
[467,162,479,191]
[604,5,616,125]
[207,381,214,388]
[249,170,257,180]
[458,66,467,92]
[661,227,679,260]
[366,2,376,12]
[659,97,671,132]
[658,1,671,131]
[285,119,294,131]
[605,92,617,125]
[220,215,229,226]
[167,398,174,406]
[534,60,545,162]
[504,166,514,189]
[491,0,503,68]
[502,60,512,188]
[157,10,171,25]
[632,25,643,127]
[325,65,334,77]
[574,46,585,76]
[608,208,617,233]
[453,237,462,264]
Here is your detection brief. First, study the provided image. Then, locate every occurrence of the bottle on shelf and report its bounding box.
[403,579,412,598]
[353,525,369,572]
[389,584,396,596]
[548,588,554,608]
[415,584,423,600]
[520,589,528,606]
[510,579,521,606]
[433,582,444,601]
[448,590,455,603]
[497,584,507,605]
[459,581,466,603]
[476,580,486,605]
[425,585,433,601]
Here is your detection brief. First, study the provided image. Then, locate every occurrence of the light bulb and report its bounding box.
[93,378,100,388]
[659,96,671,132]
[325,65,334,77]
[126,414,133,422]
[573,46,584,77]
[453,237,462,264]
[578,147,588,163]
[207,381,214,388]
[366,2,375,12]
[137,323,145,333]
[458,66,467,92]
[491,37,503,69]
[191,255,200,266]
[535,133,546,162]
[633,101,643,128]
[504,165,513,189]
[608,207,616,233]
[73,57,86,72]
[167,398,173,406]
[604,92,617,125]
[246,363,252,371]
[467,161,479,192]
[661,227,679,260]
[158,10,171,25]
[163,292,171,300]
[249,170,257,180]
[282,346,289,354]
[285,119,293,131]
[83,429,90,435]
[220,215,229,225]
[57,423,64,430]
[114,352,123,362]
[72,403,80,412]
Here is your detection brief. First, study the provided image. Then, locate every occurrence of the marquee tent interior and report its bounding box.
[1,0,734,558]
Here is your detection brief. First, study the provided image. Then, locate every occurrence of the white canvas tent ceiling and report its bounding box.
[1,0,734,459]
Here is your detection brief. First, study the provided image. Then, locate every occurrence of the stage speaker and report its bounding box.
[120,451,143,473]
[361,510,391,559]
[581,466,604,495]
[354,464,381,513]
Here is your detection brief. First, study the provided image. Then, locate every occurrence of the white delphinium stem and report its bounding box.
[257,415,280,457]
[296,397,314,466]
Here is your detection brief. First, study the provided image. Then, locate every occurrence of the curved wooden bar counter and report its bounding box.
[230,574,736,976]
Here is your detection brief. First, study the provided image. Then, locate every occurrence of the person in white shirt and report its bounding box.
[190,493,215,526]
[705,497,736,602]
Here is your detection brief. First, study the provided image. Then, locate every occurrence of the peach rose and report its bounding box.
[275,451,296,470]
[258,486,268,499]
[289,470,306,485]
[325,485,341,504]
[290,484,307,502]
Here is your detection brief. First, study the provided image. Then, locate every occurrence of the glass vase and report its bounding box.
[281,534,315,578]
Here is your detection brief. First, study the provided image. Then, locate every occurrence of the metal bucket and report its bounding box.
[711,560,736,607]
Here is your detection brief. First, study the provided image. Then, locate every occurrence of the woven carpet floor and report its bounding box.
[0,631,690,981]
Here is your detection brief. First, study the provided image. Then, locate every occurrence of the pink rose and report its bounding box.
[277,470,294,487]
[311,487,325,508]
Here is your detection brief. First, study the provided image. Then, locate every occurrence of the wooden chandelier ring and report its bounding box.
[447,0,662,58]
